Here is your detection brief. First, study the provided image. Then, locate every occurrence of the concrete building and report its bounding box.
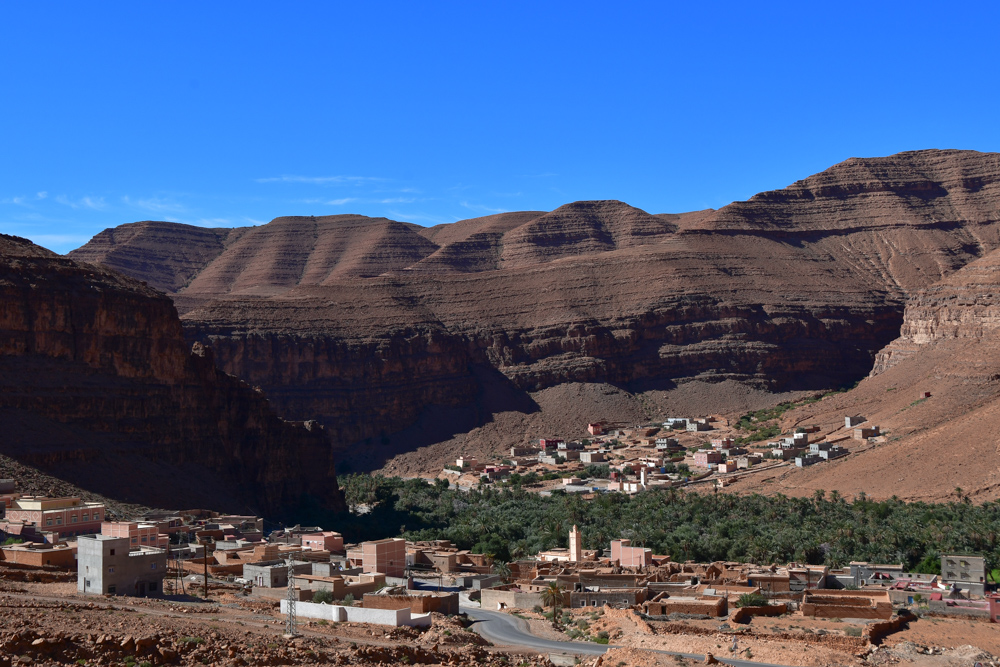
[362,538,407,578]
[845,416,866,428]
[693,449,722,467]
[6,497,105,539]
[557,441,583,451]
[686,421,711,432]
[78,535,166,597]
[0,542,76,569]
[101,522,169,550]
[854,426,880,440]
[610,539,651,568]
[578,451,606,463]
[941,554,987,596]
[570,587,646,608]
[244,560,312,588]
[301,531,344,552]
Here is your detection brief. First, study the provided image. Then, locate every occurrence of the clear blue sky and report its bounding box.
[2,2,998,253]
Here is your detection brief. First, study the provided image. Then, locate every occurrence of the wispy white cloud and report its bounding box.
[255,175,384,185]
[55,195,106,210]
[378,197,417,204]
[326,198,358,206]
[122,195,187,214]
[386,209,458,226]
[517,172,558,178]
[243,217,268,226]
[36,191,47,200]
[460,201,509,215]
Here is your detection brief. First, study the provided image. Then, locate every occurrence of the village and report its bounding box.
[440,411,890,496]
[2,470,1000,667]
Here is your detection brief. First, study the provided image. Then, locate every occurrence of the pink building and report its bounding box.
[539,439,563,450]
[101,522,169,550]
[361,538,407,578]
[693,450,722,468]
[718,460,738,473]
[610,539,652,567]
[301,531,344,552]
[5,497,105,538]
[587,423,605,436]
[710,438,734,449]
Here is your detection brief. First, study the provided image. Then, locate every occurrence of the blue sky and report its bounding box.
[2,2,998,253]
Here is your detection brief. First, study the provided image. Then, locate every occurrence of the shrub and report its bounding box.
[342,593,355,606]
[532,605,544,613]
[312,590,334,604]
[735,593,769,608]
[845,626,862,637]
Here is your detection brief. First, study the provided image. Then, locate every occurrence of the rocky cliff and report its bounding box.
[0,234,343,517]
[69,149,1000,469]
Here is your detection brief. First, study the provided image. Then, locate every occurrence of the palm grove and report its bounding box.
[334,475,1000,575]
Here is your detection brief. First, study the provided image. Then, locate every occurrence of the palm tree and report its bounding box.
[541,581,565,626]
[491,560,512,583]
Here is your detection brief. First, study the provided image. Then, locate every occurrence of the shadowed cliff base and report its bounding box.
[0,234,345,520]
[374,379,816,477]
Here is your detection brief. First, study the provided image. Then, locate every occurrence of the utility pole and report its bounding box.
[285,559,298,637]
[203,538,211,600]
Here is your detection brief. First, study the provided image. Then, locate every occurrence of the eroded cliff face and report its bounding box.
[873,246,1000,375]
[0,235,342,517]
[68,150,1000,465]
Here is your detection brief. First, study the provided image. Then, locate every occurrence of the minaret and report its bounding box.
[569,524,583,562]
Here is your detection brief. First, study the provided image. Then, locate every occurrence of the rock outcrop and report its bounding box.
[69,149,1000,470]
[0,234,343,517]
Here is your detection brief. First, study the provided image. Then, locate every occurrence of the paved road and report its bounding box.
[461,605,796,667]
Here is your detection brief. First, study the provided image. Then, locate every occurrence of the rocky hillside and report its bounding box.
[0,235,343,518]
[69,149,1000,471]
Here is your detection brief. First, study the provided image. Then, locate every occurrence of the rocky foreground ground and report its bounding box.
[1,572,998,667]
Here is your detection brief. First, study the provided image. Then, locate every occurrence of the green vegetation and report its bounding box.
[312,589,335,604]
[332,474,1000,571]
[732,386,856,445]
[2,537,24,545]
[180,637,204,645]
[735,592,770,608]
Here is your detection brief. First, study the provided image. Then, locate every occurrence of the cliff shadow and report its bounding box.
[337,364,540,474]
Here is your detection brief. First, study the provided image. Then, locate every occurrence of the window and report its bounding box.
[109,549,116,556]
[84,579,90,589]
[131,537,137,544]
[71,516,78,523]
[151,563,158,570]
[82,513,88,521]
[56,517,62,525]
[46,519,53,526]
[108,567,115,574]
[591,601,597,607]
[108,585,116,594]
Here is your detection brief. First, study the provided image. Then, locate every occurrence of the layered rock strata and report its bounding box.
[0,234,342,517]
[69,149,1000,462]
